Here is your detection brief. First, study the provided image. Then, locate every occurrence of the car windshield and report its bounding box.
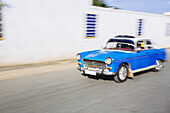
[104,39,135,51]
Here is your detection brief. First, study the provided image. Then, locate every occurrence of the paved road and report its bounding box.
[0,55,170,113]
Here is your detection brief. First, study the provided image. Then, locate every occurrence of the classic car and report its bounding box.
[76,35,167,83]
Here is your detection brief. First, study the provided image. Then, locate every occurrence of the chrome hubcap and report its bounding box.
[155,60,163,70]
[119,67,127,80]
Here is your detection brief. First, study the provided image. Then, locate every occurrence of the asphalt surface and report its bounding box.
[0,54,170,113]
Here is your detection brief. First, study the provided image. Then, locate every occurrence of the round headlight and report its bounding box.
[76,54,81,60]
[105,57,112,65]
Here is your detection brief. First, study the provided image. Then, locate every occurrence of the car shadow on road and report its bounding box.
[84,74,115,81]
[83,69,154,82]
[133,69,153,77]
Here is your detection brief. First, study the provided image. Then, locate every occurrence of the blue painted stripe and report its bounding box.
[138,32,142,35]
[87,14,96,17]
[87,30,95,32]
[87,17,96,20]
[87,24,96,26]
[87,20,96,22]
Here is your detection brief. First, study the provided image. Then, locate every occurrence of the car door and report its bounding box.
[145,40,157,66]
[134,40,150,70]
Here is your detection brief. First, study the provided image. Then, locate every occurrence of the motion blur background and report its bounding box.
[0,0,170,67]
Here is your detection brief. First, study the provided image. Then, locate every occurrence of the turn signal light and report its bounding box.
[107,67,112,70]
[78,62,82,65]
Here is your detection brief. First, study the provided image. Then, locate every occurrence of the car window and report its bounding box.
[104,39,135,51]
[146,40,152,45]
[106,42,117,49]
[136,41,145,50]
[146,40,153,49]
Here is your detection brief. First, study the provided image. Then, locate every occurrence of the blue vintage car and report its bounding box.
[76,35,167,83]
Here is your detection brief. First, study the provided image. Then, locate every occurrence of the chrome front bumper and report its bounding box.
[77,66,116,76]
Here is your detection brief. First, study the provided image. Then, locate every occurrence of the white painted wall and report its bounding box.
[1,0,91,66]
[88,6,170,47]
[0,0,170,66]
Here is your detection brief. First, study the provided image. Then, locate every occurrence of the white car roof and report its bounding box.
[109,37,151,42]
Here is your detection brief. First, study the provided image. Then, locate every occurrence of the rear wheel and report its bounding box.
[114,64,128,83]
[153,60,163,71]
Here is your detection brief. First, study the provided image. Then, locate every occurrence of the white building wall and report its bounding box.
[88,7,170,47]
[0,0,91,66]
[0,0,170,66]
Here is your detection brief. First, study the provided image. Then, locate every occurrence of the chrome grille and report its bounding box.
[83,59,106,69]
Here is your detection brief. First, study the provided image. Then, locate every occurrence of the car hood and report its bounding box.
[83,49,131,62]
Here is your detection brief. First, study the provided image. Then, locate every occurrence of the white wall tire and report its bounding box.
[114,64,128,83]
[153,60,164,72]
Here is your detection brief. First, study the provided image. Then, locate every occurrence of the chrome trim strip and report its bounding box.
[79,67,116,75]
[132,65,156,73]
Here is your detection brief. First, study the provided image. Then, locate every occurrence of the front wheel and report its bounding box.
[114,64,128,83]
[153,60,164,72]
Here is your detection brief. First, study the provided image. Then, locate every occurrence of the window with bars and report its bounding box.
[86,13,96,39]
[137,19,143,37]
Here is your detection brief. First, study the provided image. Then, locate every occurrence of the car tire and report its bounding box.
[153,60,164,72]
[81,71,87,76]
[114,64,128,83]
